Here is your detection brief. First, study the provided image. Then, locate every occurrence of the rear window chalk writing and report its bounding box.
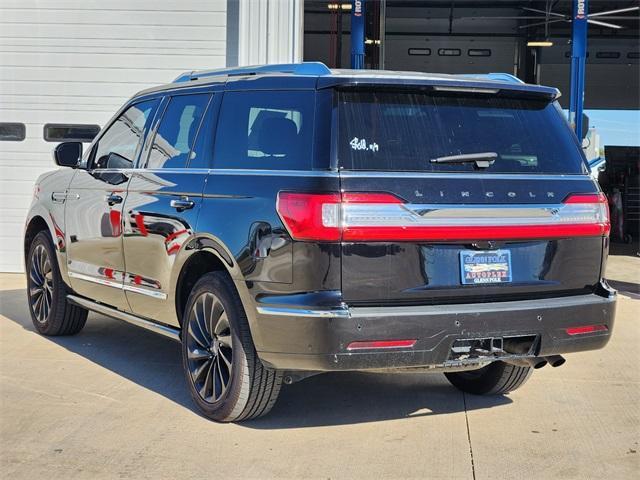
[350,137,379,152]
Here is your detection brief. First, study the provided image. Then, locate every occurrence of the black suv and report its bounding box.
[24,63,616,421]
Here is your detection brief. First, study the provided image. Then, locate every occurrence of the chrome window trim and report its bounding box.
[210,169,339,177]
[338,171,590,180]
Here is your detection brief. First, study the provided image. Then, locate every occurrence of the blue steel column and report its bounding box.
[568,0,588,136]
[351,0,365,69]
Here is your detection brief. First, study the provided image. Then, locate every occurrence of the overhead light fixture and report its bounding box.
[527,41,554,47]
[327,3,351,10]
[364,38,381,45]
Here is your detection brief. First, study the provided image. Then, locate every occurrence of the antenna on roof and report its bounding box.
[173,62,332,83]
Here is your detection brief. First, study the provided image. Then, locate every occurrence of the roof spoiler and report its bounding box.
[459,73,525,84]
[173,62,332,83]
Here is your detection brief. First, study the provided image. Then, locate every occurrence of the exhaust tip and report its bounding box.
[532,359,548,369]
[545,355,566,367]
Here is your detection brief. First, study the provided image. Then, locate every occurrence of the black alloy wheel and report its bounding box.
[185,292,234,403]
[26,231,87,336]
[28,243,53,323]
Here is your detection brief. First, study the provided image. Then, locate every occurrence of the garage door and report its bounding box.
[0,0,227,272]
[538,39,640,110]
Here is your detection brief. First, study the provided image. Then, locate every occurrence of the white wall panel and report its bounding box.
[0,0,229,272]
[238,0,303,65]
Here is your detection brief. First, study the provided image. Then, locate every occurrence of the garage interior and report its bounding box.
[304,1,639,110]
[304,0,640,243]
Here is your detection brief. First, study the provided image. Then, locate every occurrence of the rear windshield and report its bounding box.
[337,90,587,174]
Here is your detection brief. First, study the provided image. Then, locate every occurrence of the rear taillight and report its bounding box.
[276,192,341,241]
[562,193,611,236]
[276,191,611,242]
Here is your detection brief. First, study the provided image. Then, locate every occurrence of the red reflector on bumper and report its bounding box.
[566,324,608,335]
[346,339,417,351]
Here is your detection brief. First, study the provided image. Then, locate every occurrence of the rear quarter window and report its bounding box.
[213,90,315,170]
[337,90,588,174]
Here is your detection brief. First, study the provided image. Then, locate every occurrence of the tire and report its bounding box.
[26,231,87,336]
[181,271,282,422]
[444,361,533,395]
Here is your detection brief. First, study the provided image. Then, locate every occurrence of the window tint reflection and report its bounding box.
[92,100,157,169]
[147,94,211,169]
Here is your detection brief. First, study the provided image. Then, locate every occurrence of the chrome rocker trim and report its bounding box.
[67,294,180,341]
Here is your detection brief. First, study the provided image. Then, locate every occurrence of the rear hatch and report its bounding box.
[335,87,609,306]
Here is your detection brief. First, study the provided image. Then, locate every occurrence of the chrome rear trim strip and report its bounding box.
[256,306,350,318]
[67,294,180,341]
[349,294,611,318]
[257,294,612,319]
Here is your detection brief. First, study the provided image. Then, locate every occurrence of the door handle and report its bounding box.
[170,198,195,211]
[106,194,123,206]
[51,192,67,203]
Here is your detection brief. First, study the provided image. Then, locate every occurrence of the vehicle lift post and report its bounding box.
[351,0,365,69]
[568,0,588,137]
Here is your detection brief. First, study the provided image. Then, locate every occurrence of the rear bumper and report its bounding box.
[255,288,616,371]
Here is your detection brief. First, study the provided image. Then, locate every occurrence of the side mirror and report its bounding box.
[105,152,132,169]
[581,113,590,140]
[53,142,82,168]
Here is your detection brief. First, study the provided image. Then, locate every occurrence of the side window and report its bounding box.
[146,93,211,169]
[91,99,157,169]
[188,96,218,170]
[213,91,315,170]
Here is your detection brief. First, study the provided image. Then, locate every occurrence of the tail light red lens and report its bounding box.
[276,191,611,242]
[346,339,417,351]
[562,192,610,236]
[566,324,608,335]
[276,192,341,241]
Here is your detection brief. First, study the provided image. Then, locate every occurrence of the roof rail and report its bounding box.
[173,62,332,83]
[459,72,525,84]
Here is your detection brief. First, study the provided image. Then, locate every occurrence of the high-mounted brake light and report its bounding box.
[276,191,611,242]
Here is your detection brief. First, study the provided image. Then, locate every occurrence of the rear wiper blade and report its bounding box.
[430,152,498,168]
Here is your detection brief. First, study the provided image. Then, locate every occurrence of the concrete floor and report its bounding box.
[0,249,638,479]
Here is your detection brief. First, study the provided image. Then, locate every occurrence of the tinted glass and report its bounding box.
[337,90,587,174]
[0,123,26,141]
[92,99,157,169]
[214,91,314,170]
[439,48,461,56]
[146,93,210,169]
[188,96,217,169]
[468,49,491,57]
[44,124,100,142]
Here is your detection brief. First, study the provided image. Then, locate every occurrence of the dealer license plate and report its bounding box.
[460,250,512,285]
